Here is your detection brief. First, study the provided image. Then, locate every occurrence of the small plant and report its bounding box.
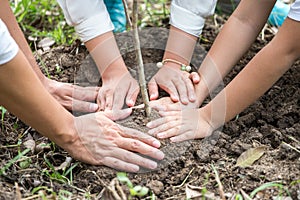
[117,172,149,199]
[43,154,78,184]
[0,106,7,130]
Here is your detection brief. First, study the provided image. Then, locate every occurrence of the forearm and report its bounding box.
[85,31,128,78]
[202,18,300,129]
[163,26,198,67]
[0,51,75,146]
[195,0,275,104]
[0,0,46,82]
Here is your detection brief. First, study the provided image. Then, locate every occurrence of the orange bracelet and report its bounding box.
[156,58,192,72]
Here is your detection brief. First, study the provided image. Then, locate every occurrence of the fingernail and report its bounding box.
[90,103,99,111]
[157,133,164,138]
[149,161,158,169]
[150,94,156,100]
[156,151,165,160]
[146,122,152,128]
[127,100,134,106]
[153,140,161,148]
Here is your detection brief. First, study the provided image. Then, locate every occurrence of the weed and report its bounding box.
[0,148,31,176]
[0,106,7,130]
[117,172,149,199]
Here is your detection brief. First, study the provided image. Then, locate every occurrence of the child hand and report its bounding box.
[147,108,214,143]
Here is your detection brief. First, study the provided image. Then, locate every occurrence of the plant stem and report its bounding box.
[132,0,151,117]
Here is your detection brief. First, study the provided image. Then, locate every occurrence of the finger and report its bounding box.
[147,115,179,128]
[73,85,100,101]
[72,99,99,113]
[183,76,196,102]
[189,72,200,84]
[97,90,106,111]
[159,83,179,102]
[156,125,184,139]
[101,156,140,172]
[158,110,182,117]
[119,126,162,149]
[104,108,132,121]
[116,138,164,162]
[172,78,189,104]
[112,88,127,110]
[148,79,159,100]
[105,90,114,110]
[149,120,180,137]
[170,131,197,143]
[126,82,139,107]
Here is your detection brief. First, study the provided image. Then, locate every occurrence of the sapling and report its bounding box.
[122,0,151,117]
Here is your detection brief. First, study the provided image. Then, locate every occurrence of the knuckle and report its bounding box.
[131,141,141,150]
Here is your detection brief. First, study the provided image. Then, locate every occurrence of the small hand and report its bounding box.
[148,64,200,104]
[149,97,199,112]
[147,108,213,143]
[43,78,99,112]
[66,109,164,172]
[97,71,139,111]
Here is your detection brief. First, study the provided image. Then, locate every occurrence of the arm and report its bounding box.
[202,16,300,130]
[0,0,99,113]
[0,19,164,171]
[57,0,139,111]
[149,0,217,104]
[148,0,300,142]
[194,0,276,107]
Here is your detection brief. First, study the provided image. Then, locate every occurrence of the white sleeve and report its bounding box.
[0,19,18,65]
[170,0,217,37]
[288,0,300,22]
[56,0,114,42]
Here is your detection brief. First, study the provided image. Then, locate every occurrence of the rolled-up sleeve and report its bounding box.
[170,0,217,36]
[56,0,114,42]
[0,19,18,65]
[288,0,300,22]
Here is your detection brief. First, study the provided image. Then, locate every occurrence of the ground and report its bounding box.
[0,16,299,200]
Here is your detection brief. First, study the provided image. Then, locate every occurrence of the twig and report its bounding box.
[282,142,300,154]
[121,0,132,28]
[132,0,151,117]
[211,164,226,200]
[174,168,195,188]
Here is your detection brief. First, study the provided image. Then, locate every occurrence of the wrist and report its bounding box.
[101,57,129,81]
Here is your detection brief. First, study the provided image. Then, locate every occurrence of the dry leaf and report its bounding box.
[185,184,216,199]
[236,146,267,167]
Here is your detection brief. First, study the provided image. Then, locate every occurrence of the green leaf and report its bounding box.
[117,172,133,188]
[235,146,267,168]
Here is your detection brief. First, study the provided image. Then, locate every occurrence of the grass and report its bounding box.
[10,0,76,46]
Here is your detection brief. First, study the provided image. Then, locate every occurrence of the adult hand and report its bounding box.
[97,70,139,111]
[65,109,164,172]
[148,65,200,104]
[43,78,99,113]
[147,108,214,143]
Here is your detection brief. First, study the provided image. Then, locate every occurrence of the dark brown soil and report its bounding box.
[0,16,299,199]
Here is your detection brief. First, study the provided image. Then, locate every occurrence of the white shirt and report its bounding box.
[0,19,18,65]
[288,0,300,21]
[56,0,217,42]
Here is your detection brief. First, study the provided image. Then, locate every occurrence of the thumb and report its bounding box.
[104,108,132,121]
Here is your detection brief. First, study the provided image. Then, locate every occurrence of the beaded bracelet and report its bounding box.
[156,58,192,72]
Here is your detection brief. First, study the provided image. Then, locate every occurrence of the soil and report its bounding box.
[0,16,299,199]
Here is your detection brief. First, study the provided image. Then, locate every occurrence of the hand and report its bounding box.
[148,64,200,104]
[149,97,199,112]
[97,70,139,111]
[146,108,214,143]
[64,109,164,172]
[43,78,99,112]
